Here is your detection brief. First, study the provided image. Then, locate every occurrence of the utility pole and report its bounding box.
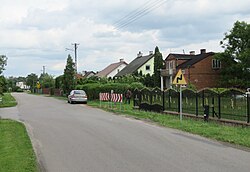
[43,66,45,74]
[72,43,79,73]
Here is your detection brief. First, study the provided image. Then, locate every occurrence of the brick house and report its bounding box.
[161,49,221,90]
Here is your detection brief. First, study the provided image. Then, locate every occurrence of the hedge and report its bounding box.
[76,82,145,100]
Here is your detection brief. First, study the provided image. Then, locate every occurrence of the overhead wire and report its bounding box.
[114,0,167,30]
[114,0,162,26]
[114,0,165,29]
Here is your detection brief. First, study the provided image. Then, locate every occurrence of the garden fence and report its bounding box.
[133,88,250,123]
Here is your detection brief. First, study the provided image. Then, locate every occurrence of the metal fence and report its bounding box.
[133,88,250,123]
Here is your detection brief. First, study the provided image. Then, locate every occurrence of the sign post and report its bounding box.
[172,69,187,121]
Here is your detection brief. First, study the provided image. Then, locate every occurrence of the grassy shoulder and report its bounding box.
[0,119,38,172]
[88,100,250,148]
[0,93,17,108]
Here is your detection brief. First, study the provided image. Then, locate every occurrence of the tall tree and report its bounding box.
[63,54,76,94]
[26,73,38,91]
[153,46,164,88]
[0,55,7,75]
[216,21,250,88]
[0,55,7,94]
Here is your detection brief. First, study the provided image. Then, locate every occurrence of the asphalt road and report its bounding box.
[2,93,250,172]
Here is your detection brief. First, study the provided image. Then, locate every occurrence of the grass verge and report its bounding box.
[88,100,250,148]
[0,119,38,172]
[0,93,17,108]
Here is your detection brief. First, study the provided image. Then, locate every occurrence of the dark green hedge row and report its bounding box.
[75,82,145,100]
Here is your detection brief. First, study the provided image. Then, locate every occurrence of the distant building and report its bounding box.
[82,71,96,79]
[161,49,221,90]
[95,59,128,78]
[16,82,30,89]
[115,51,155,77]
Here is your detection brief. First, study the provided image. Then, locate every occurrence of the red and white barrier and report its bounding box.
[111,93,123,103]
[99,93,110,101]
[99,92,123,110]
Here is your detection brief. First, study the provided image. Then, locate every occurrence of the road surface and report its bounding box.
[1,93,250,172]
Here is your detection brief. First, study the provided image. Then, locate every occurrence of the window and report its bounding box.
[170,61,173,69]
[146,65,150,71]
[212,59,221,69]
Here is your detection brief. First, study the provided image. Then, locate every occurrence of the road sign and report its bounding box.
[173,69,187,85]
[36,82,41,89]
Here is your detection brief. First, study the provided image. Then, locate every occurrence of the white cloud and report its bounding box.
[1,0,250,77]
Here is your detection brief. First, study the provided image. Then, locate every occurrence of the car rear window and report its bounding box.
[74,90,85,94]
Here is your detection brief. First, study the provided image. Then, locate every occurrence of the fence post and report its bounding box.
[168,89,171,109]
[247,93,250,123]
[162,90,165,111]
[218,94,221,119]
[212,97,215,118]
[150,90,153,105]
[202,90,205,107]
[178,90,180,113]
[195,92,198,116]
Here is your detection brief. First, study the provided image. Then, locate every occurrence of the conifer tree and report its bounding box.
[63,54,76,94]
[153,46,164,88]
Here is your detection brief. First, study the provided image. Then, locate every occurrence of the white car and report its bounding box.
[68,90,88,104]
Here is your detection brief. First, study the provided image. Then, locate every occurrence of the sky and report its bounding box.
[1,0,250,77]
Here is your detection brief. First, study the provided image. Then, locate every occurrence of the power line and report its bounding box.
[114,0,162,26]
[114,0,167,30]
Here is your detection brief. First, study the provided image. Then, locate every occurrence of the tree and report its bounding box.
[0,55,7,94]
[0,55,7,75]
[63,54,76,94]
[153,46,164,88]
[144,73,154,87]
[216,21,250,88]
[55,75,64,89]
[26,73,38,91]
[0,76,7,94]
[39,73,55,88]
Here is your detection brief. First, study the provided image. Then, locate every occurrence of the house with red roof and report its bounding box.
[95,59,128,78]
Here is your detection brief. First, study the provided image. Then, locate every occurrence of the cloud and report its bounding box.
[1,0,250,77]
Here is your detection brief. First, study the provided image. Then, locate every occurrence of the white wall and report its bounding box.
[107,63,127,78]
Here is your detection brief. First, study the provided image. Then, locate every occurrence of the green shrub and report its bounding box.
[16,88,24,92]
[76,82,145,100]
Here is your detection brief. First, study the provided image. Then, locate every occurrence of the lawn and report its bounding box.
[88,100,250,148]
[0,119,38,172]
[0,93,17,108]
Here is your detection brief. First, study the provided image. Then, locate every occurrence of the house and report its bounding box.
[16,82,30,89]
[95,59,128,78]
[161,49,221,90]
[115,51,155,77]
[75,73,84,80]
[82,71,96,79]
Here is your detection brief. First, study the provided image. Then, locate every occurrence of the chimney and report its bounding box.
[200,49,206,54]
[120,58,124,62]
[137,51,143,58]
[190,51,195,55]
[149,51,153,55]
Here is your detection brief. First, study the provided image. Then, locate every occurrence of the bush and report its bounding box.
[76,82,145,100]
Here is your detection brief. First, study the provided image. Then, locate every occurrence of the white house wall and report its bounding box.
[107,64,127,78]
[137,57,154,76]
